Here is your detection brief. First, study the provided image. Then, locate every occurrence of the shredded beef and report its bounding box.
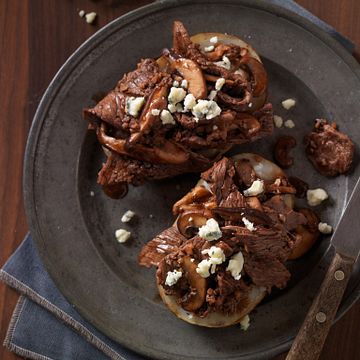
[142,155,320,317]
[117,59,167,97]
[98,152,200,186]
[304,119,354,177]
[138,227,187,268]
[263,195,307,231]
[243,254,291,290]
[84,21,274,188]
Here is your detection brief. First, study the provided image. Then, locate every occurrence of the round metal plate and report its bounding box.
[24,1,360,359]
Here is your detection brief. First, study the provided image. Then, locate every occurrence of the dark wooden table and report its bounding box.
[1,1,360,359]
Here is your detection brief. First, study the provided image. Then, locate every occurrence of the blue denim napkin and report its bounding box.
[0,1,354,360]
[0,234,144,360]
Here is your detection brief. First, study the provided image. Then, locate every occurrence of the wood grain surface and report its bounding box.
[0,1,359,360]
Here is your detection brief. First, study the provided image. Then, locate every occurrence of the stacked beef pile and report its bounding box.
[139,156,319,320]
[83,21,273,195]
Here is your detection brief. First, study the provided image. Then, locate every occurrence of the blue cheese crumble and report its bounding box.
[198,218,222,241]
[165,270,183,286]
[125,96,145,117]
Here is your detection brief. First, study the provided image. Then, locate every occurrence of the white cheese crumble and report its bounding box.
[121,210,135,223]
[226,251,244,280]
[242,217,255,232]
[165,270,183,286]
[196,246,226,278]
[243,180,264,197]
[168,103,183,113]
[274,178,282,186]
[209,36,218,44]
[181,79,188,89]
[151,109,160,116]
[79,10,85,18]
[208,90,217,101]
[198,218,222,241]
[307,188,328,206]
[215,78,226,91]
[172,80,179,87]
[284,119,295,128]
[214,55,231,70]
[183,93,197,111]
[89,191,95,197]
[204,45,215,52]
[240,315,250,331]
[167,103,177,113]
[115,229,131,243]
[282,98,296,110]
[318,222,333,234]
[160,110,175,125]
[125,96,145,117]
[168,87,186,104]
[273,115,283,128]
[192,99,221,120]
[85,12,97,24]
[196,259,212,278]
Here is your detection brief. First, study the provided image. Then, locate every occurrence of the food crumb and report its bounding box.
[85,12,97,24]
[307,188,328,206]
[282,98,296,110]
[115,228,131,243]
[284,119,295,128]
[89,191,95,197]
[209,36,218,44]
[165,270,183,286]
[79,10,85,18]
[149,214,154,219]
[121,210,136,223]
[240,315,250,331]
[318,222,333,234]
[273,115,283,128]
[243,180,264,197]
[204,45,215,52]
[242,217,255,232]
[215,78,226,91]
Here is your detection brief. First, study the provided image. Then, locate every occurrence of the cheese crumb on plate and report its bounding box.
[307,188,328,206]
[115,229,131,243]
[281,98,296,110]
[121,210,135,223]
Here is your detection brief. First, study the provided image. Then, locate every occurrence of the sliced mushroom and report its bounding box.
[179,256,207,312]
[173,186,213,214]
[288,208,320,260]
[169,57,207,99]
[204,74,236,85]
[129,85,169,143]
[177,210,210,238]
[191,32,267,111]
[239,56,268,97]
[97,123,189,165]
